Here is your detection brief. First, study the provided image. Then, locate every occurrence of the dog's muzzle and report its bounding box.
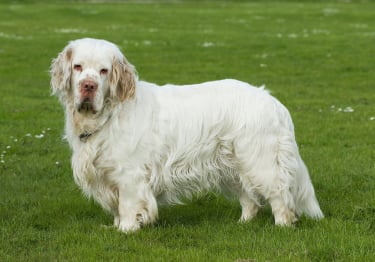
[78,79,98,114]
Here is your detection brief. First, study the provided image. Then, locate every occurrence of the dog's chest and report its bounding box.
[71,142,118,209]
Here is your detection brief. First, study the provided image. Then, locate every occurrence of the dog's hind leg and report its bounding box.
[238,155,297,226]
[268,193,297,226]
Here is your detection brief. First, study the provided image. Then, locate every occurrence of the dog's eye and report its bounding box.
[74,64,82,72]
[100,68,108,75]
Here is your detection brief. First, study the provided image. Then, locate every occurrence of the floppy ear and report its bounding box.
[50,45,73,96]
[110,55,137,101]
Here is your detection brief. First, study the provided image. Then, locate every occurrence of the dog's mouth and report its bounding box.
[78,98,97,114]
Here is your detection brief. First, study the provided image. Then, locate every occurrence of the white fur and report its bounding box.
[51,38,323,232]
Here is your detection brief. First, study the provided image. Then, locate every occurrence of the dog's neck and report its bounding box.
[64,105,112,144]
[79,112,112,142]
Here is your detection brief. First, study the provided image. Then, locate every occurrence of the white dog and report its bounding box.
[50,38,323,232]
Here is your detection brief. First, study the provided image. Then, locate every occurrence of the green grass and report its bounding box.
[1,1,374,261]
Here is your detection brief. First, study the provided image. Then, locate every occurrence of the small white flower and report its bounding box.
[25,133,32,137]
[255,53,268,59]
[55,161,60,165]
[35,134,44,139]
[142,40,152,46]
[14,139,18,142]
[1,160,4,164]
[370,117,375,121]
[6,146,11,149]
[343,107,354,113]
[202,42,214,47]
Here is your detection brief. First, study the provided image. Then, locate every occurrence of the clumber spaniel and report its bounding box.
[50,38,323,232]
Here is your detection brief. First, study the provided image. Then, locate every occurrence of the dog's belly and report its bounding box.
[150,137,240,204]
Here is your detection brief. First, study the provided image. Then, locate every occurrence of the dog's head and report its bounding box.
[50,38,136,114]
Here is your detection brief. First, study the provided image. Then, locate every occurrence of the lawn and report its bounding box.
[0,0,374,261]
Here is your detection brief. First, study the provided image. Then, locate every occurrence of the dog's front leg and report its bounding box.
[116,177,158,233]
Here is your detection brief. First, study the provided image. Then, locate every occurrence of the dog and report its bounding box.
[50,38,323,232]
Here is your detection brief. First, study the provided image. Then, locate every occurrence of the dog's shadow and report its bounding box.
[154,194,271,229]
[34,193,273,232]
[158,195,236,226]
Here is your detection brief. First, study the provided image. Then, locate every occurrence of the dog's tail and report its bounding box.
[293,157,324,219]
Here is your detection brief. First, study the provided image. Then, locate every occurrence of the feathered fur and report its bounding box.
[50,38,323,232]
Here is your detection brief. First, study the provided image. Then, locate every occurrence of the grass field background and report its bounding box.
[0,1,374,261]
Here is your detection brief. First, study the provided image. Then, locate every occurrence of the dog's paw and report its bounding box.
[116,219,141,233]
[274,210,297,226]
